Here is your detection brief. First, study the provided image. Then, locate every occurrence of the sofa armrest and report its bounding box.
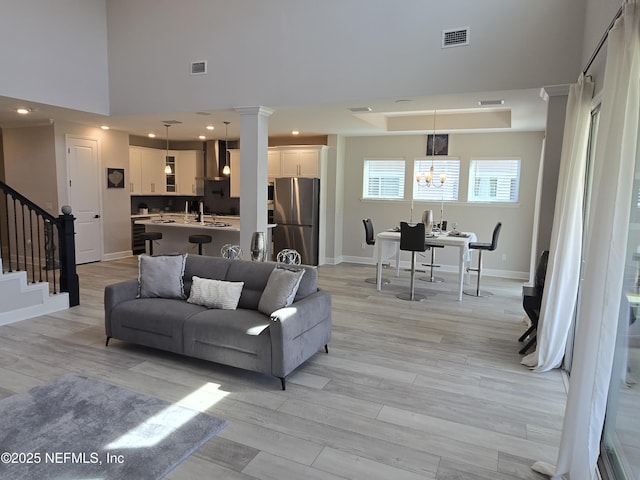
[269,289,332,377]
[104,279,139,336]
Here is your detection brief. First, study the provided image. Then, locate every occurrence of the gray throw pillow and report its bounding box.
[137,253,187,299]
[258,267,305,315]
[187,276,244,310]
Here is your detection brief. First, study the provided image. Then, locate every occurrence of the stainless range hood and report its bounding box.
[201,140,225,180]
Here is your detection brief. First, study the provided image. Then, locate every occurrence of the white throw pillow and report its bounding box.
[187,276,244,310]
[137,253,187,299]
[258,267,305,315]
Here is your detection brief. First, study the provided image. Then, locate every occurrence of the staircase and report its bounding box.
[0,181,79,326]
[0,256,69,326]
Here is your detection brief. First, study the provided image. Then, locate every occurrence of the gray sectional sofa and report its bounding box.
[104,254,332,389]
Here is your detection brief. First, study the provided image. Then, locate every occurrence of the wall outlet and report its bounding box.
[501,253,507,261]
[361,242,366,248]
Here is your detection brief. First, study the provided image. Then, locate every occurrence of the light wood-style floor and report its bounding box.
[0,258,567,479]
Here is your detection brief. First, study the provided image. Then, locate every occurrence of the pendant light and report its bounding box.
[164,124,172,174]
[416,109,446,188]
[222,121,231,176]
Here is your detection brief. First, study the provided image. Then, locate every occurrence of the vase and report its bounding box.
[250,231,266,262]
[421,209,434,233]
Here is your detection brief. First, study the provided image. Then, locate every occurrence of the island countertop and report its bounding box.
[133,214,276,257]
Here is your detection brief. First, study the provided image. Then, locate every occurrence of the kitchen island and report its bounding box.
[134,215,276,258]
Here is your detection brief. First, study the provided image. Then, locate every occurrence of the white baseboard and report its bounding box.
[102,250,133,261]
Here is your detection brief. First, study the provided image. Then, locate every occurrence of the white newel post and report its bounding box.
[234,106,273,260]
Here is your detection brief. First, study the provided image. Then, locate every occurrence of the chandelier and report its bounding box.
[416,109,446,188]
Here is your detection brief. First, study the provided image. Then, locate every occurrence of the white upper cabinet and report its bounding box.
[279,148,322,177]
[229,149,240,198]
[267,149,281,179]
[129,146,203,196]
[176,150,202,195]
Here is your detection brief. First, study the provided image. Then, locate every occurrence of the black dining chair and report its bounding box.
[362,218,390,285]
[520,250,549,354]
[464,222,502,297]
[396,221,427,301]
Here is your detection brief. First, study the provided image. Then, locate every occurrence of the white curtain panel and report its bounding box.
[521,75,594,371]
[552,2,640,478]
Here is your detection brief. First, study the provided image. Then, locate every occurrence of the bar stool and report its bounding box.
[362,218,390,285]
[140,231,162,255]
[464,222,502,297]
[420,243,445,283]
[396,221,427,302]
[189,234,212,255]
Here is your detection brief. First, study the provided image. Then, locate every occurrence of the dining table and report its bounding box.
[375,230,478,301]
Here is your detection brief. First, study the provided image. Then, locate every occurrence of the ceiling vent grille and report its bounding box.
[191,61,207,75]
[442,27,469,48]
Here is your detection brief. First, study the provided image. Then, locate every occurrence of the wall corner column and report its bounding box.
[234,106,273,259]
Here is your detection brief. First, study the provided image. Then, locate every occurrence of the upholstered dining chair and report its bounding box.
[362,218,390,285]
[397,221,427,301]
[464,222,502,297]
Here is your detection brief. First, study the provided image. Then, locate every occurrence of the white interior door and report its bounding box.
[67,137,102,264]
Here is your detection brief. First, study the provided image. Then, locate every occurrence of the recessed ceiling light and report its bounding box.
[291,130,300,135]
[148,133,156,138]
[16,107,31,114]
[198,135,206,140]
[349,106,372,113]
[478,99,505,106]
[206,125,215,130]
[100,125,110,130]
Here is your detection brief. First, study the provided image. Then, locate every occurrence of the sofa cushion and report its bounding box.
[187,276,244,310]
[183,256,231,297]
[258,267,305,315]
[226,261,277,310]
[110,298,207,353]
[183,309,272,373]
[138,254,187,299]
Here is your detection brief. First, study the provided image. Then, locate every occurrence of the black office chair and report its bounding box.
[464,222,502,297]
[520,250,549,354]
[396,221,427,301]
[140,231,162,256]
[362,218,390,285]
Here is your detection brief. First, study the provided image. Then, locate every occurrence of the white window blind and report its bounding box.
[413,159,460,201]
[363,159,405,199]
[468,159,520,203]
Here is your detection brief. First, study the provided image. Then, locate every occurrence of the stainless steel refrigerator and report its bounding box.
[273,177,320,265]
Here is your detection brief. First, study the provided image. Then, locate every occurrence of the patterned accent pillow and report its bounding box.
[137,254,187,299]
[187,276,244,310]
[258,267,305,315]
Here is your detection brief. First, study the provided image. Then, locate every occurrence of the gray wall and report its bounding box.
[105,0,585,116]
[0,0,109,115]
[342,131,544,279]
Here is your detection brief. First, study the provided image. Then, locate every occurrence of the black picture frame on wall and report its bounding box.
[106,168,125,188]
[426,134,449,156]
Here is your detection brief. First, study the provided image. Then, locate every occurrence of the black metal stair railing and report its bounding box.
[0,181,79,306]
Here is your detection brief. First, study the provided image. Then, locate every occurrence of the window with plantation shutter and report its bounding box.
[468,159,520,203]
[413,159,460,201]
[362,159,405,199]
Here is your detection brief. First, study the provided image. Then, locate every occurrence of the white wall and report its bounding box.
[343,131,544,278]
[0,0,109,115]
[106,0,585,116]
[53,122,132,259]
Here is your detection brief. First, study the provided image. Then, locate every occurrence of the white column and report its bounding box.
[234,106,273,259]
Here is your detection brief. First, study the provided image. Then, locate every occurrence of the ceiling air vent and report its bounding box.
[191,60,207,75]
[442,27,469,48]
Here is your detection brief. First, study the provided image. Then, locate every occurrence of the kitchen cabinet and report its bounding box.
[229,149,240,198]
[129,146,203,195]
[267,150,281,179]
[129,147,143,194]
[279,147,324,177]
[176,150,202,195]
[140,147,166,194]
